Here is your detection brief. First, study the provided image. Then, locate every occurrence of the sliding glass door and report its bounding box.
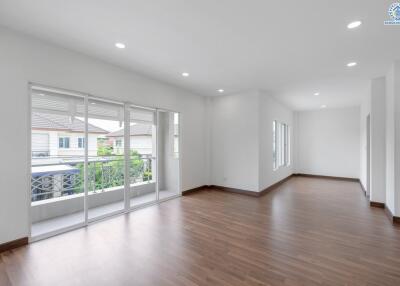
[87,99,126,220]
[30,85,181,240]
[31,88,86,238]
[129,106,157,207]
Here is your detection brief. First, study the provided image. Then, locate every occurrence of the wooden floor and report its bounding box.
[2,177,400,286]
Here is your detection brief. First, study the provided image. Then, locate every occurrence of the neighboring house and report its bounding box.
[31,112,109,158]
[106,124,154,156]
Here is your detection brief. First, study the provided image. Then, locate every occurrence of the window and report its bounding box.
[59,137,70,148]
[115,139,122,147]
[173,113,179,158]
[280,123,286,167]
[272,120,290,170]
[78,137,85,148]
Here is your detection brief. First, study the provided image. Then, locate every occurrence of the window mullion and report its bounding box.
[124,104,130,211]
[84,95,89,225]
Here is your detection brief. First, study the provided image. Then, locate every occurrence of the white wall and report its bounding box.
[0,27,207,244]
[370,77,386,203]
[297,107,360,178]
[158,111,179,193]
[259,91,294,190]
[360,92,371,190]
[394,61,400,216]
[385,61,400,216]
[209,90,294,192]
[386,65,395,213]
[210,91,260,192]
[359,77,386,203]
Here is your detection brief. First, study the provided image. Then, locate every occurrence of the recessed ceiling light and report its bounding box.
[321,105,327,109]
[347,62,357,67]
[218,89,224,93]
[347,21,362,29]
[181,72,190,77]
[314,92,320,96]
[115,42,126,49]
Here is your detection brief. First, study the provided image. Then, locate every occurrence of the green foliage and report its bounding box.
[129,150,144,181]
[143,171,152,181]
[73,150,152,194]
[97,145,113,156]
[74,162,85,194]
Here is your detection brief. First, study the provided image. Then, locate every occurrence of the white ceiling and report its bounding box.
[0,0,398,110]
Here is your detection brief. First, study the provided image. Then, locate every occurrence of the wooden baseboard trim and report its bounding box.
[199,175,294,198]
[210,185,259,197]
[0,237,28,253]
[183,174,357,198]
[293,173,359,182]
[370,201,385,208]
[182,185,209,196]
[384,206,400,226]
[182,184,259,197]
[259,175,294,196]
[365,192,400,226]
[359,181,367,196]
[183,174,302,197]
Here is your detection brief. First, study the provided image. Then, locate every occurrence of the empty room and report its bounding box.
[1,1,400,285]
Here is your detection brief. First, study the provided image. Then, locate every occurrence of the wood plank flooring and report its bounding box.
[1,176,400,286]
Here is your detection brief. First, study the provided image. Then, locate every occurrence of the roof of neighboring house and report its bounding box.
[106,124,152,137]
[32,112,108,134]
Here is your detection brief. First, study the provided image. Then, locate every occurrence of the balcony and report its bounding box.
[31,155,178,238]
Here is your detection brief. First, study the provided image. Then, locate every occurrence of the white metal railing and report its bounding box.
[32,150,50,157]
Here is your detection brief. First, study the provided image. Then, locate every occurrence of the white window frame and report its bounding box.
[173,112,179,158]
[273,120,278,170]
[273,120,291,170]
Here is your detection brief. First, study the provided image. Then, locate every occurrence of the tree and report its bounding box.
[97,146,113,156]
[72,150,152,194]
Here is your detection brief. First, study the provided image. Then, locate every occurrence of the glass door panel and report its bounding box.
[158,111,180,200]
[129,107,157,207]
[87,99,125,220]
[30,88,85,238]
